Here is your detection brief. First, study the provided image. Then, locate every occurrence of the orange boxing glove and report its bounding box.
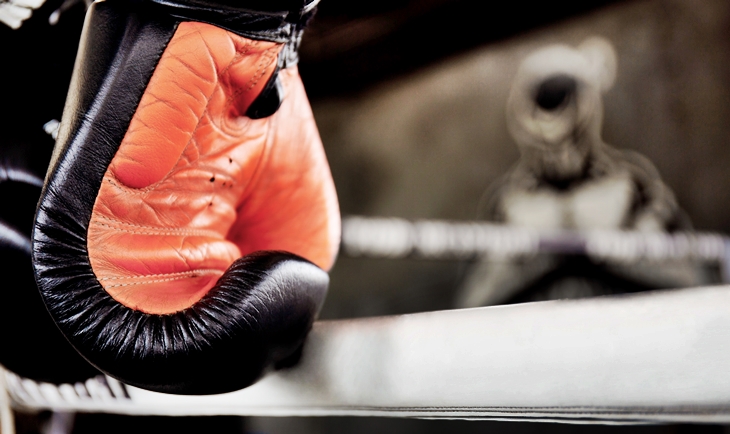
[33,0,339,394]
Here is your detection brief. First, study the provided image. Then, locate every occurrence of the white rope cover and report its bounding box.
[5,286,730,424]
[341,216,729,264]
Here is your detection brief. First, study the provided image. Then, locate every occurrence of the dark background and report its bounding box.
[303,0,730,320]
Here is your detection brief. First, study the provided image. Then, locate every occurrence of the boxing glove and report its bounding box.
[0,143,101,384]
[33,0,340,394]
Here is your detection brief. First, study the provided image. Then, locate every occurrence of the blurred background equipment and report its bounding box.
[309,0,730,321]
[454,36,719,307]
[340,216,729,265]
[291,1,730,429]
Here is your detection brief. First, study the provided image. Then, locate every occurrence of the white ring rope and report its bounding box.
[4,286,730,423]
[341,216,730,264]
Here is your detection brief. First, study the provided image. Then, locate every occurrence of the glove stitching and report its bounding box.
[98,269,223,282]
[228,44,279,106]
[90,217,221,238]
[105,271,224,289]
[218,37,254,79]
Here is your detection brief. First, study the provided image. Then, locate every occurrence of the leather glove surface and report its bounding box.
[0,142,101,384]
[33,0,340,395]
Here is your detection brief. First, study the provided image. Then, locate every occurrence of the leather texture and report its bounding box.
[0,145,100,384]
[88,22,339,314]
[138,0,317,45]
[33,0,339,394]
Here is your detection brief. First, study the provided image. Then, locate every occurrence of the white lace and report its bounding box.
[0,0,45,29]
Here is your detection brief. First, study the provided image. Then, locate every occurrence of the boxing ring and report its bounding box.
[2,219,730,431]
